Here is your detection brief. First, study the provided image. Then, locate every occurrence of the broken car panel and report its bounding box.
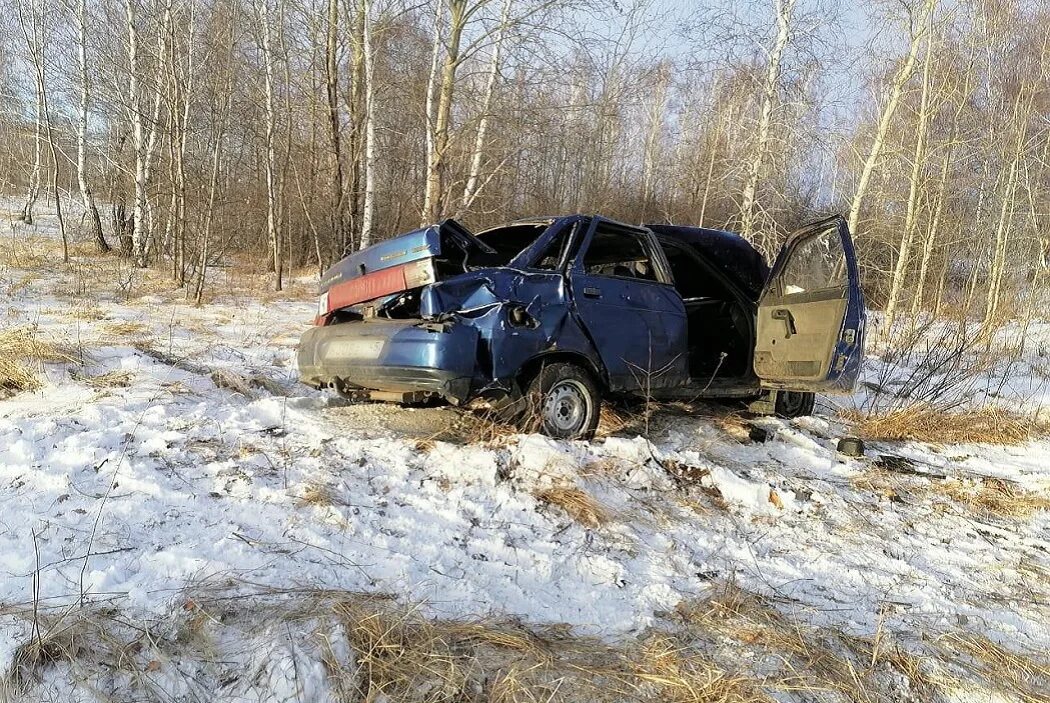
[298,214,866,438]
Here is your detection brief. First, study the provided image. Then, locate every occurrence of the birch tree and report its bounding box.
[459,0,512,215]
[738,0,796,243]
[258,0,281,289]
[847,0,937,240]
[70,0,108,252]
[359,0,377,249]
[325,0,348,254]
[883,8,937,330]
[17,0,66,259]
[124,0,171,266]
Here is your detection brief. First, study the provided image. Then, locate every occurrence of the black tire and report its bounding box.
[774,390,815,418]
[517,362,601,440]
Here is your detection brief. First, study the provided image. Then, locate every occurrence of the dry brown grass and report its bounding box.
[535,485,609,528]
[0,326,77,397]
[66,305,107,321]
[676,581,944,703]
[629,632,764,703]
[841,405,1041,445]
[851,468,1050,521]
[101,320,150,338]
[0,235,53,270]
[328,596,765,703]
[71,369,134,389]
[935,632,1050,703]
[939,477,1050,520]
[297,481,337,508]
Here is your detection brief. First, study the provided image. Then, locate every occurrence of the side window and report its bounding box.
[581,225,658,282]
[530,223,574,271]
[778,226,846,295]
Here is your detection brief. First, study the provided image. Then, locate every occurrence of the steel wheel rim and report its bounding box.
[542,379,591,434]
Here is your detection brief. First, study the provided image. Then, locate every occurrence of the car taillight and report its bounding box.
[318,291,330,316]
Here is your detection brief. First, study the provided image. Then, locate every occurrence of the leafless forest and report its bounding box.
[0,0,1047,329]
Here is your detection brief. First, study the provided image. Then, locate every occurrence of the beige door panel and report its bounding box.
[754,296,847,381]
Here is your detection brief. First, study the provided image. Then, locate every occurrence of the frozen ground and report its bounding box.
[0,202,1048,702]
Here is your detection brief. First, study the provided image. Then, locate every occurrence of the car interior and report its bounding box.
[580,227,660,281]
[660,240,753,381]
[471,222,552,268]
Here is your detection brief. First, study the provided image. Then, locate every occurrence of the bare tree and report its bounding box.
[17,0,67,260]
[847,0,937,241]
[739,0,797,243]
[69,0,108,252]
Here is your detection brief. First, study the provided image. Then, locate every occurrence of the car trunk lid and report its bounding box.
[317,219,494,321]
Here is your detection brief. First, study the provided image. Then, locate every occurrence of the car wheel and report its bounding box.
[774,390,815,418]
[522,363,601,440]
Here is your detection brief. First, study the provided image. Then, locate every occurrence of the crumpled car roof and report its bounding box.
[646,224,769,299]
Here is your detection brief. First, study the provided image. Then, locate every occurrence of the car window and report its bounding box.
[471,223,549,267]
[581,225,658,282]
[778,226,846,295]
[529,223,573,270]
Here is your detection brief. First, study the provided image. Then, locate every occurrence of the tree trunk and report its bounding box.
[884,14,936,330]
[22,65,42,225]
[739,0,796,244]
[847,0,937,239]
[424,0,467,223]
[460,0,511,216]
[422,0,446,224]
[359,0,377,249]
[74,0,108,253]
[260,0,281,289]
[325,0,348,257]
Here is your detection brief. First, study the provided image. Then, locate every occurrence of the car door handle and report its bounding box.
[771,308,797,337]
[583,287,602,299]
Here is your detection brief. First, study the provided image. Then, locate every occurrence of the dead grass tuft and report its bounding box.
[101,320,150,338]
[842,405,1041,445]
[851,468,1050,521]
[297,481,337,508]
[939,478,1050,520]
[67,305,106,321]
[630,632,763,703]
[676,581,944,702]
[535,485,609,528]
[210,368,255,397]
[71,369,134,389]
[0,235,53,270]
[936,632,1050,703]
[330,596,764,703]
[4,589,767,703]
[0,326,78,397]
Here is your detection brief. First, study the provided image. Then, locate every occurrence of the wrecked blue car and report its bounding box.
[297,215,865,439]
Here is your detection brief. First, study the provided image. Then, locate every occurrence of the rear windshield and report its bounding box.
[471,223,550,268]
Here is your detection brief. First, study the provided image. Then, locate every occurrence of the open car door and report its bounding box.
[753,216,865,394]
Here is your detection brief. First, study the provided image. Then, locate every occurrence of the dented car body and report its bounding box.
[298,214,866,438]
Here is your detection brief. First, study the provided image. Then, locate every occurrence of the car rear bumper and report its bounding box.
[297,319,478,403]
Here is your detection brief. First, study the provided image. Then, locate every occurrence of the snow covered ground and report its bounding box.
[0,202,1048,702]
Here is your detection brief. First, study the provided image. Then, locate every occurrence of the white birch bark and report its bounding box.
[884,14,935,330]
[847,0,937,239]
[460,0,511,215]
[22,57,42,225]
[423,0,445,224]
[359,0,377,249]
[73,0,108,252]
[260,0,281,288]
[739,0,796,243]
[125,0,147,263]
